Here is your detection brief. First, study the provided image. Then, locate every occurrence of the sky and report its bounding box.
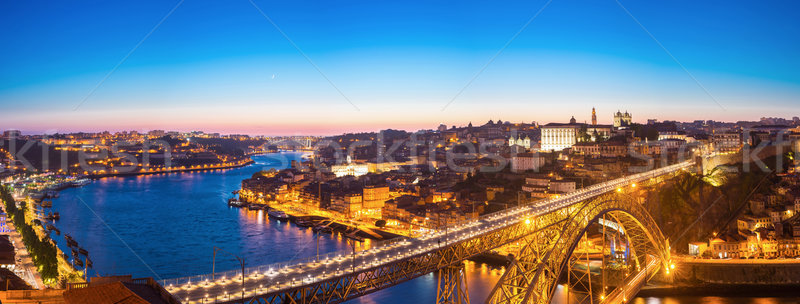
[1,0,799,135]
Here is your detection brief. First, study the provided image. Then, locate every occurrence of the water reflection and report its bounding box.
[48,152,347,279]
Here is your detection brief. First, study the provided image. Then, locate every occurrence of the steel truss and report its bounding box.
[436,262,471,304]
[243,205,569,304]
[235,180,673,304]
[487,193,670,304]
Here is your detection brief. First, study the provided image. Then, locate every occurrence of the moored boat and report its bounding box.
[71,178,91,187]
[267,210,289,220]
[227,198,247,207]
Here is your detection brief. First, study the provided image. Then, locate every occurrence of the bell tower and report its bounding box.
[592,107,597,125]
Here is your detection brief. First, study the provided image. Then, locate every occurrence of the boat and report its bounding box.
[41,201,53,208]
[45,212,60,220]
[71,249,79,257]
[86,257,93,268]
[268,210,290,220]
[71,178,91,187]
[45,191,59,198]
[53,227,61,235]
[227,198,247,207]
[74,258,84,268]
[78,248,88,255]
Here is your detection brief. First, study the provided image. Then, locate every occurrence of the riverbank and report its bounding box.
[1,187,83,288]
[249,208,404,241]
[86,159,254,179]
[673,256,800,285]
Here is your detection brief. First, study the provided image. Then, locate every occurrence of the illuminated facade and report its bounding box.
[540,123,580,151]
[508,135,531,149]
[331,156,369,177]
[613,110,632,128]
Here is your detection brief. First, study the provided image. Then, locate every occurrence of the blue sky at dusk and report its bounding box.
[1,0,799,135]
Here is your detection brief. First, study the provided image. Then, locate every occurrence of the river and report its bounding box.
[48,152,798,303]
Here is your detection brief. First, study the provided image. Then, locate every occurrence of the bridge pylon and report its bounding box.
[436,262,471,304]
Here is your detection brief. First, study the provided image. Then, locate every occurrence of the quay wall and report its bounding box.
[676,260,800,285]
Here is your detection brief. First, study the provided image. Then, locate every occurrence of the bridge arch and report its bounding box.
[488,193,670,304]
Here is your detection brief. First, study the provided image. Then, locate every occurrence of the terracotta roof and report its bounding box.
[63,282,151,304]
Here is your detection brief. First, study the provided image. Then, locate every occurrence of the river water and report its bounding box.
[48,152,798,303]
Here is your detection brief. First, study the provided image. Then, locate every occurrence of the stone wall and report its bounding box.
[677,261,800,285]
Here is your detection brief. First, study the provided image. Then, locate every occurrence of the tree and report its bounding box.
[374,220,387,228]
[577,125,591,142]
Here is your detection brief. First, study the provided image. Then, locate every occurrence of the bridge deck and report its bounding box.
[602,257,660,304]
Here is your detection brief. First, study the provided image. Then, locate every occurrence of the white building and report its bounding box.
[508,135,531,149]
[540,123,580,151]
[330,156,369,177]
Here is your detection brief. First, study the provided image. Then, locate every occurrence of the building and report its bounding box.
[658,131,687,141]
[540,121,613,152]
[549,180,576,194]
[330,156,369,177]
[508,135,531,149]
[540,122,579,151]
[688,241,708,257]
[521,176,575,198]
[0,235,14,270]
[362,185,390,218]
[613,111,632,128]
[330,193,363,218]
[571,141,628,158]
[510,153,544,172]
[709,234,751,259]
[712,131,742,153]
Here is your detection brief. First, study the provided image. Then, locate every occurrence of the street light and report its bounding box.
[212,246,245,304]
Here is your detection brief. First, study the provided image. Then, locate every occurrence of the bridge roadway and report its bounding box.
[603,257,660,304]
[162,161,694,303]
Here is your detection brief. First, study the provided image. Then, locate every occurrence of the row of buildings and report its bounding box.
[696,174,800,259]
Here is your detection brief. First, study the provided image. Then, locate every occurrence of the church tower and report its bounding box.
[592,107,597,125]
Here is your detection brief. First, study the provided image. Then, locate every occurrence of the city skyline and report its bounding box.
[2,1,799,135]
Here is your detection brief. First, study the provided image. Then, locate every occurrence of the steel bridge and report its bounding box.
[162,161,694,304]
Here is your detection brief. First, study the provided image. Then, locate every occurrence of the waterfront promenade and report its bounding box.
[1,208,44,288]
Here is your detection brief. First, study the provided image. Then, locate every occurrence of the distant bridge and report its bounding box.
[161,161,694,304]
